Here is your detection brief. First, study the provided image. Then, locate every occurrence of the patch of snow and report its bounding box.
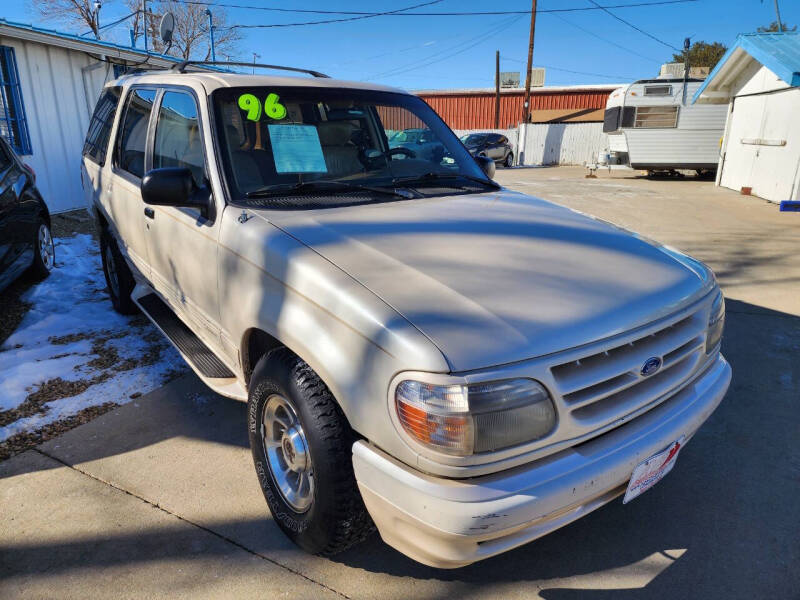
[0,234,186,443]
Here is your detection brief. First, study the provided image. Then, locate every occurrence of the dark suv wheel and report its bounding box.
[29,217,55,279]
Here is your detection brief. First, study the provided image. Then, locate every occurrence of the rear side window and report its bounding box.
[116,88,156,178]
[153,90,205,187]
[83,87,121,165]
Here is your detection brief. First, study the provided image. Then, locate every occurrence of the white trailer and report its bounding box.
[602,78,727,175]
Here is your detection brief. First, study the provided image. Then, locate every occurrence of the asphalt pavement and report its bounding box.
[2,167,798,599]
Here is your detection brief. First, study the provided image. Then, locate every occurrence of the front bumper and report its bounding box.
[353,355,731,568]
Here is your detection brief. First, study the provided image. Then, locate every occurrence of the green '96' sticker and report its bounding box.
[238,93,287,121]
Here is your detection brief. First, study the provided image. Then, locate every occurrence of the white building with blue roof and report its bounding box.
[0,19,177,213]
[694,32,800,203]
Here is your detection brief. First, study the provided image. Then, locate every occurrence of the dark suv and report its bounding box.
[460,132,513,167]
[0,136,53,293]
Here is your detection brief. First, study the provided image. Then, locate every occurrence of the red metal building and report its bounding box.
[413,85,620,129]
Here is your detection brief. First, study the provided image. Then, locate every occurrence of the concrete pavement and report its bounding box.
[2,167,798,598]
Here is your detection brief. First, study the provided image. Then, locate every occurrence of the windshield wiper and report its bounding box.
[391,172,500,190]
[245,180,411,199]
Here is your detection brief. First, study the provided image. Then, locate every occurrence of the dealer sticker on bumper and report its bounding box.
[623,436,685,504]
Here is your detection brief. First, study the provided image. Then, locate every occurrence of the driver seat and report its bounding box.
[317,122,363,176]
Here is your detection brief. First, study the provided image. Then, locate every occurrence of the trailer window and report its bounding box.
[634,106,678,128]
[602,107,620,132]
[644,85,672,96]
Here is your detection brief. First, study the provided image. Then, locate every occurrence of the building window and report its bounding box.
[634,105,679,128]
[0,46,32,155]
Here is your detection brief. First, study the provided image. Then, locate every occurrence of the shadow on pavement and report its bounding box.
[1,299,797,598]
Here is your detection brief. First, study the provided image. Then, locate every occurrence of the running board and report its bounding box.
[137,293,235,379]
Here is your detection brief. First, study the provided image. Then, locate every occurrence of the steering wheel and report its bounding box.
[387,147,416,159]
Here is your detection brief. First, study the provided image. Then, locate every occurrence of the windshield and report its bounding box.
[212,87,492,208]
[461,134,487,145]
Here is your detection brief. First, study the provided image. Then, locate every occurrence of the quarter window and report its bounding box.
[153,91,205,187]
[0,46,32,155]
[634,106,679,128]
[116,88,156,178]
[83,87,121,165]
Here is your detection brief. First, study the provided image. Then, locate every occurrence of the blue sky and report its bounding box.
[3,0,799,89]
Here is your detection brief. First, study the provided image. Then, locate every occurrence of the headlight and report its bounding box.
[395,378,556,456]
[706,289,725,353]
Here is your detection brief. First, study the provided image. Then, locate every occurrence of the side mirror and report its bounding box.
[141,167,211,216]
[474,154,496,179]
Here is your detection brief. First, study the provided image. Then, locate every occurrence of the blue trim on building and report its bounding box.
[693,32,800,103]
[0,17,181,65]
[0,45,32,155]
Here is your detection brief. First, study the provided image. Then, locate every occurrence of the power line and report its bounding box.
[202,0,699,29]
[586,0,681,51]
[501,56,635,80]
[366,15,524,80]
[546,12,660,63]
[224,0,445,30]
[175,0,697,17]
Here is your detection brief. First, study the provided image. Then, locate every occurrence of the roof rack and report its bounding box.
[171,60,330,78]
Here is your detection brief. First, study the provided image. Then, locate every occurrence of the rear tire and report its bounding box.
[100,229,138,315]
[29,218,55,279]
[504,152,513,168]
[247,348,374,555]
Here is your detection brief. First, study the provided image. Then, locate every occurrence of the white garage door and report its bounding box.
[720,89,800,202]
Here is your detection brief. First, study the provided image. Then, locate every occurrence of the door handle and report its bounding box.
[144,207,155,219]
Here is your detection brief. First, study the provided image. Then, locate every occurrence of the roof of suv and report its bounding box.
[110,70,407,95]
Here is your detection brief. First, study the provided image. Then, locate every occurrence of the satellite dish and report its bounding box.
[159,12,175,44]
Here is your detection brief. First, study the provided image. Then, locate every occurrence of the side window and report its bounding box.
[153,90,205,187]
[83,87,121,165]
[116,88,156,178]
[634,105,679,129]
[499,136,508,145]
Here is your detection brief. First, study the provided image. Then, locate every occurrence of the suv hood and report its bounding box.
[261,190,713,371]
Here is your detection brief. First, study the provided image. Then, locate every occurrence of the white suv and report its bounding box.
[81,62,731,568]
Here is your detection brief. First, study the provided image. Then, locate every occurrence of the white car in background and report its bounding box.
[81,61,730,568]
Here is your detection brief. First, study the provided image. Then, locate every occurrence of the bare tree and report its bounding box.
[125,0,241,60]
[32,0,101,37]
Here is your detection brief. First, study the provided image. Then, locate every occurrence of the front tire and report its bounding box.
[247,348,374,555]
[29,218,55,279]
[100,229,137,315]
[504,152,513,168]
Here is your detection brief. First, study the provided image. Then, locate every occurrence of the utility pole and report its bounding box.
[93,1,102,39]
[142,0,148,51]
[495,50,500,129]
[521,0,537,124]
[682,37,690,105]
[252,52,261,74]
[206,8,216,61]
[774,0,784,31]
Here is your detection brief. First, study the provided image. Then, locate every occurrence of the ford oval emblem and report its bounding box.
[640,357,662,377]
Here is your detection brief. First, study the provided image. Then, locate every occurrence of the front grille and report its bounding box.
[549,308,707,428]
